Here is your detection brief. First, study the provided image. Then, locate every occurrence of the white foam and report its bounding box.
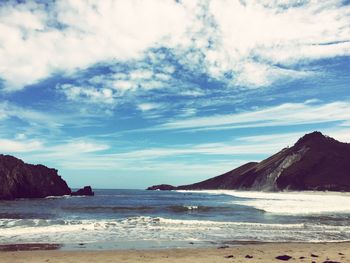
[158,217,305,228]
[44,195,71,199]
[178,190,350,215]
[184,205,198,210]
[1,216,349,245]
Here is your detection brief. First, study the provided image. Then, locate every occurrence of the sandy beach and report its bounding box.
[0,242,348,263]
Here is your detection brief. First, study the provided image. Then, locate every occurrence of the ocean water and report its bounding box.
[0,189,349,250]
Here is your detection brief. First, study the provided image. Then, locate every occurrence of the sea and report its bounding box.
[0,189,349,250]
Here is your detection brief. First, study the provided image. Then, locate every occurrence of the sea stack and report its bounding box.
[71,186,94,196]
[146,184,177,191]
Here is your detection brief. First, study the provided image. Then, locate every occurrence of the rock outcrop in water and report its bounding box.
[148,132,350,192]
[0,154,94,199]
[146,184,177,191]
[71,186,94,196]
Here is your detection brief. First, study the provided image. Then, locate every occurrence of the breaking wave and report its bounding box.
[0,216,349,245]
[61,205,229,213]
[178,190,350,215]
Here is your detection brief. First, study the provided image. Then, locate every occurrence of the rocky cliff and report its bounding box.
[0,154,71,200]
[148,132,350,192]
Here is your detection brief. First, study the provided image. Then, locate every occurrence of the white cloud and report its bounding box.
[138,103,161,112]
[209,0,350,66]
[58,57,178,105]
[6,137,109,160]
[237,132,303,145]
[141,80,165,90]
[234,128,350,146]
[130,70,153,80]
[326,128,350,143]
[179,89,205,97]
[0,0,192,91]
[0,101,62,128]
[179,108,197,117]
[59,84,115,104]
[48,140,109,155]
[0,0,349,91]
[109,63,176,93]
[102,141,281,162]
[0,101,107,138]
[47,155,242,177]
[0,139,43,153]
[153,101,350,131]
[234,61,314,87]
[15,127,350,172]
[23,139,267,171]
[15,133,27,140]
[183,0,350,87]
[112,80,135,92]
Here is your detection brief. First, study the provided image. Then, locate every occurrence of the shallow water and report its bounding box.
[0,189,349,250]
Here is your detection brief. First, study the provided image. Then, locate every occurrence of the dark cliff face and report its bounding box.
[0,155,71,200]
[275,132,350,191]
[173,132,350,192]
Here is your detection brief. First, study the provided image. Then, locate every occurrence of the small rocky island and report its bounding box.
[0,154,94,200]
[148,132,350,192]
[146,184,177,191]
[71,186,94,196]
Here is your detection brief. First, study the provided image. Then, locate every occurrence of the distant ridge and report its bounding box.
[148,132,350,192]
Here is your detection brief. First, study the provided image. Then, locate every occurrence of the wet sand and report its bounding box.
[0,242,349,263]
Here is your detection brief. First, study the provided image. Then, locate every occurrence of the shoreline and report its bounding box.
[1,240,350,252]
[0,242,348,263]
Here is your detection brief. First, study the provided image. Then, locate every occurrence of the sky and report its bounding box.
[0,0,350,189]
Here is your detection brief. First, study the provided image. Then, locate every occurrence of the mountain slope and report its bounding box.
[149,132,350,191]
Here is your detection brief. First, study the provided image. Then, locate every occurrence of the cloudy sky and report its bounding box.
[0,0,350,188]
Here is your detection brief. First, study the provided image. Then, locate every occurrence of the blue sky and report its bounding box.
[0,0,350,189]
